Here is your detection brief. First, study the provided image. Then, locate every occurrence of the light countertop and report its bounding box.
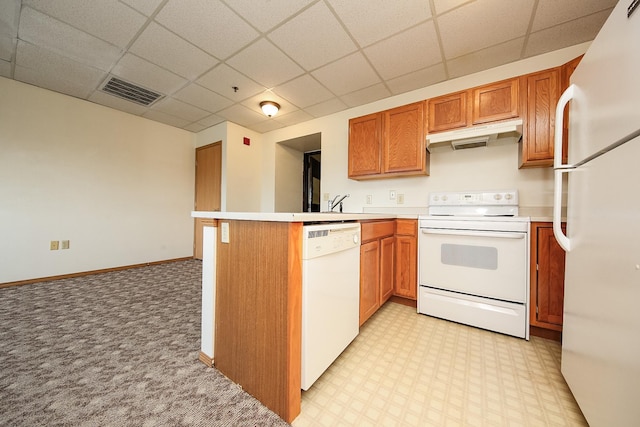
[191,211,397,222]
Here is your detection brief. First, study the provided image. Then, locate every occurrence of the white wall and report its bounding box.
[260,43,590,213]
[196,122,264,212]
[0,77,195,283]
[274,144,304,212]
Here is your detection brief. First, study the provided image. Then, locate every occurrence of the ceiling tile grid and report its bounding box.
[1,0,617,133]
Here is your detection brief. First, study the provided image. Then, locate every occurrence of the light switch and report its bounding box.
[221,222,230,243]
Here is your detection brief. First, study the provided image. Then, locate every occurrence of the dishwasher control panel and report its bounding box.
[302,223,361,260]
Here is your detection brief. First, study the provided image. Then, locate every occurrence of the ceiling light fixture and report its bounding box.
[260,101,280,117]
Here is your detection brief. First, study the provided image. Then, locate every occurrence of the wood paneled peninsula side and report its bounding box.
[190,211,395,423]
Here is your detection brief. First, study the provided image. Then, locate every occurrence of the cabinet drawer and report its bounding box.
[395,219,416,236]
[361,221,395,242]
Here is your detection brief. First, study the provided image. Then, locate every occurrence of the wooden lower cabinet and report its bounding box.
[359,221,395,326]
[530,222,566,337]
[394,219,417,300]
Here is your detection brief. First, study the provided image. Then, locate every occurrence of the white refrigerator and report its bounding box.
[552,1,640,425]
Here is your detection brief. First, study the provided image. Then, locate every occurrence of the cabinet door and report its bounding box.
[536,226,566,327]
[472,79,519,124]
[379,236,395,304]
[383,102,425,174]
[348,113,382,178]
[360,240,380,326]
[394,234,417,299]
[520,69,560,167]
[427,91,468,133]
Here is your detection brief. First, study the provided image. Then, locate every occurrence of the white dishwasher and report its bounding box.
[301,222,361,391]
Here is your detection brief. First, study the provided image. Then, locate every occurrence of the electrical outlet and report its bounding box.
[389,190,396,200]
[61,240,70,250]
[323,193,330,201]
[50,240,59,250]
[366,195,372,204]
[397,194,405,204]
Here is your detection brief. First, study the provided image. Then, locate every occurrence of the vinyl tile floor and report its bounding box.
[292,302,587,427]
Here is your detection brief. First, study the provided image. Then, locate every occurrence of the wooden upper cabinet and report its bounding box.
[427,91,468,133]
[519,69,560,168]
[349,102,428,180]
[383,101,426,174]
[427,78,519,134]
[348,112,382,178]
[560,55,583,164]
[472,79,519,124]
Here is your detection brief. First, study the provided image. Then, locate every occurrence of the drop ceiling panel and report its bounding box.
[19,7,122,71]
[0,0,20,36]
[433,0,473,15]
[225,0,315,33]
[273,74,334,109]
[172,84,233,113]
[156,0,258,60]
[142,109,190,128]
[304,98,348,118]
[197,113,225,128]
[525,11,611,58]
[227,38,304,88]
[269,2,357,71]
[15,41,104,99]
[364,21,440,80]
[531,0,617,32]
[129,22,218,80]
[23,0,145,48]
[0,36,14,61]
[327,0,432,47]
[439,0,534,59]
[151,98,210,122]
[196,64,264,102]
[273,109,314,127]
[111,53,187,95]
[120,0,164,17]
[251,119,286,134]
[341,83,391,108]
[447,38,524,79]
[386,64,446,95]
[312,52,380,96]
[215,103,266,128]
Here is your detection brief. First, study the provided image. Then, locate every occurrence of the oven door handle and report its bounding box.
[421,228,525,239]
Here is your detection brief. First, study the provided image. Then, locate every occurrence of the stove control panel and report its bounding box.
[429,190,519,206]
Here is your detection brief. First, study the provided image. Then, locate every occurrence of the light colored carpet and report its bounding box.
[0,260,290,426]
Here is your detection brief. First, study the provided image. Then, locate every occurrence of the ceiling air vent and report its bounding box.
[100,76,164,106]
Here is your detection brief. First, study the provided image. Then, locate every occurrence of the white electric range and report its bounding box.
[418,190,531,339]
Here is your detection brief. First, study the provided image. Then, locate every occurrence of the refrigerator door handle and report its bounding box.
[553,84,576,252]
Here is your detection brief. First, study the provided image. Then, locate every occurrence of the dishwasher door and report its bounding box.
[301,223,360,390]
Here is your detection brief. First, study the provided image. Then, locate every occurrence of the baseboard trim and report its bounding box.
[198,351,214,368]
[0,257,195,289]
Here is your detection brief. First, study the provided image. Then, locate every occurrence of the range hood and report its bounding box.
[427,118,523,150]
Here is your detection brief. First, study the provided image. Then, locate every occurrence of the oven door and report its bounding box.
[419,227,528,302]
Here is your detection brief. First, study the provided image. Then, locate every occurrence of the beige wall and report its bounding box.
[259,43,590,212]
[274,144,303,212]
[0,77,195,283]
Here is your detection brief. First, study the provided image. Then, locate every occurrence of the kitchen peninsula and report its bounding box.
[191,211,395,422]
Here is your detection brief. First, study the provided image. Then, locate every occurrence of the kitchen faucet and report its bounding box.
[329,194,350,212]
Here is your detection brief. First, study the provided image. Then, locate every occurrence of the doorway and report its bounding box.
[303,151,321,212]
[274,133,321,213]
[194,142,221,259]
